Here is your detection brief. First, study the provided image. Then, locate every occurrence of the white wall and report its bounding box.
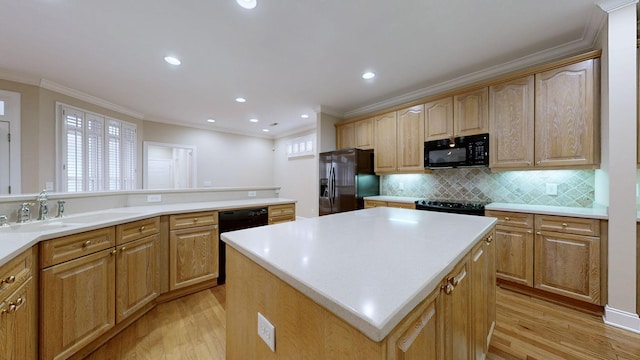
[143,121,275,188]
[273,129,318,218]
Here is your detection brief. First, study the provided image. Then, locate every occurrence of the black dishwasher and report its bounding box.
[218,207,269,284]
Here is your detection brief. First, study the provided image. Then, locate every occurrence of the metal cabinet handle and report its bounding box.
[120,247,126,252]
[485,235,493,243]
[442,283,454,295]
[83,240,92,247]
[562,223,568,227]
[110,249,117,255]
[2,275,16,285]
[193,218,198,223]
[140,225,145,232]
[536,231,541,235]
[504,217,510,221]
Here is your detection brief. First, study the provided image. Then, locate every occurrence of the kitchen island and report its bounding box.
[222,207,497,359]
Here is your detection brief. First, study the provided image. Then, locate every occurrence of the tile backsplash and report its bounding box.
[381,168,595,207]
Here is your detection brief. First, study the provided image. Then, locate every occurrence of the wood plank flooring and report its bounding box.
[87,285,640,359]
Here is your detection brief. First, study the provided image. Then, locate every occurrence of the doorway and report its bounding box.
[0,90,21,195]
[143,142,196,189]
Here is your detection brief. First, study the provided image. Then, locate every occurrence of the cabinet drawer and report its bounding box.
[485,210,533,229]
[0,277,31,317]
[0,249,33,300]
[40,227,116,268]
[268,204,295,217]
[535,215,600,236]
[387,201,415,209]
[116,217,160,245]
[364,200,387,208]
[169,211,218,230]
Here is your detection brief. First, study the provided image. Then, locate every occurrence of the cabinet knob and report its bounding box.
[562,223,568,227]
[13,297,24,307]
[504,217,510,221]
[110,249,117,255]
[536,161,541,165]
[527,230,532,234]
[83,240,92,247]
[485,235,493,243]
[442,283,454,295]
[193,218,199,223]
[140,225,145,232]
[536,231,541,235]
[120,246,127,252]
[3,275,15,285]
[448,276,459,287]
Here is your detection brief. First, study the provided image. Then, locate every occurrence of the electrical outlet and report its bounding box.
[398,182,404,191]
[545,183,558,196]
[248,191,257,197]
[147,194,162,202]
[257,312,275,352]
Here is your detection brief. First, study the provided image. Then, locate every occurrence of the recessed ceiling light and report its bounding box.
[250,118,259,123]
[164,56,181,65]
[236,0,257,9]
[235,97,246,103]
[301,114,309,119]
[362,71,376,80]
[262,129,269,132]
[207,119,216,123]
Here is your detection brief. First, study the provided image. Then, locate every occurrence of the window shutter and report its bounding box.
[86,114,105,191]
[106,119,121,190]
[122,123,136,190]
[63,107,84,192]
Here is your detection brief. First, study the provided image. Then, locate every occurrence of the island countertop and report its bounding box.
[221,207,497,342]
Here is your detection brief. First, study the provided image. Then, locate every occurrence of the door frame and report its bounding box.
[0,90,21,194]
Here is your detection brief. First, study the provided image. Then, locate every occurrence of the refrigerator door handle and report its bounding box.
[331,166,336,205]
[328,166,334,207]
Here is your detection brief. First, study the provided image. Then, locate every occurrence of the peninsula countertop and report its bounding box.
[221,207,497,342]
[0,197,296,267]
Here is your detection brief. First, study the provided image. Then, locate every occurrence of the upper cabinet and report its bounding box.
[489,75,535,168]
[424,88,489,141]
[336,118,374,150]
[374,105,424,174]
[454,87,490,137]
[535,59,599,167]
[490,59,600,170]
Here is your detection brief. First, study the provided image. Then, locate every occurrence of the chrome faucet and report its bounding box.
[0,215,8,227]
[18,203,31,223]
[37,189,49,221]
[56,200,65,218]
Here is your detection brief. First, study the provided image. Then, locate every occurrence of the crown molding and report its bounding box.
[597,0,638,13]
[39,79,145,119]
[344,6,607,119]
[274,124,316,140]
[0,69,40,86]
[315,105,344,119]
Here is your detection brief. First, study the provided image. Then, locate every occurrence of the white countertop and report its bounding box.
[363,195,421,203]
[0,198,295,267]
[221,207,496,342]
[485,202,608,219]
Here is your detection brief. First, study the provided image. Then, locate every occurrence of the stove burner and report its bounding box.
[415,200,487,216]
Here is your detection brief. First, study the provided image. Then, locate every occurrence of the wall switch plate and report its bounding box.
[257,312,275,352]
[398,182,404,191]
[545,183,558,196]
[147,194,162,202]
[248,191,257,197]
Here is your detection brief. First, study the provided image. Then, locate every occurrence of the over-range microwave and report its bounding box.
[424,133,489,168]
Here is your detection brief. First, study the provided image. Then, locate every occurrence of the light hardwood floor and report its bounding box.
[87,286,640,359]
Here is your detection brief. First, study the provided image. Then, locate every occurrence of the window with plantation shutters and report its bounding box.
[58,104,137,192]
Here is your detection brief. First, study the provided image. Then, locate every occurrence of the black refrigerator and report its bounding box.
[319,148,379,216]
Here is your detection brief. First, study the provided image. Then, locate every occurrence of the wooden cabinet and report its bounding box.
[115,218,160,323]
[535,59,599,167]
[489,75,535,168]
[470,233,496,360]
[454,87,489,137]
[534,215,601,303]
[364,200,416,209]
[424,97,454,141]
[169,211,219,290]
[0,247,36,359]
[486,210,534,287]
[486,210,604,305]
[268,203,296,224]
[441,255,472,360]
[336,118,374,150]
[41,247,116,360]
[374,106,424,174]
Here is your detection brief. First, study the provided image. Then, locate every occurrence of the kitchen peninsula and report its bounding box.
[223,207,497,359]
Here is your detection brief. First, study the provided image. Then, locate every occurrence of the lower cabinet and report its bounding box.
[364,200,416,209]
[441,255,472,360]
[169,211,219,290]
[486,210,605,305]
[0,247,37,359]
[268,203,296,224]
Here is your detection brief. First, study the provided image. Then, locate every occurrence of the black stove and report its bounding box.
[415,200,487,216]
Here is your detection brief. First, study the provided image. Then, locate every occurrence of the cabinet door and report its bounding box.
[41,248,116,360]
[387,292,440,360]
[336,122,355,150]
[364,200,386,208]
[470,236,495,360]
[454,88,489,137]
[397,105,425,171]
[169,225,219,290]
[442,256,471,360]
[424,97,454,141]
[116,234,160,323]
[354,118,374,149]
[534,231,600,304]
[495,225,534,287]
[0,279,36,359]
[484,233,496,353]
[489,76,535,168]
[535,59,598,167]
[374,111,397,173]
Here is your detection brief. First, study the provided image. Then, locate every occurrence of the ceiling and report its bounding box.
[0,0,605,138]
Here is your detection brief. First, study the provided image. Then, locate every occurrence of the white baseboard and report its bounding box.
[603,305,640,333]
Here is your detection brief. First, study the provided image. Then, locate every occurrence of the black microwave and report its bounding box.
[424,133,489,168]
